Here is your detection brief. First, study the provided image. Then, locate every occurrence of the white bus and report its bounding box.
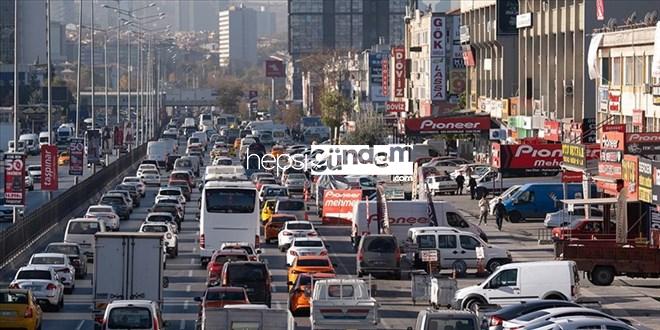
[199,181,259,265]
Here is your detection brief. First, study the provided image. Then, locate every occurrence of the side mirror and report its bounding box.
[193,296,202,302]
[256,249,262,254]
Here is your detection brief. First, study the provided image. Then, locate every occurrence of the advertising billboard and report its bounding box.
[638,158,653,204]
[381,58,389,97]
[369,52,387,102]
[430,16,446,58]
[405,116,491,135]
[392,47,406,98]
[430,58,446,101]
[491,143,562,176]
[626,132,660,155]
[69,138,84,176]
[622,155,638,201]
[40,145,58,191]
[3,153,25,206]
[265,59,285,78]
[322,189,363,224]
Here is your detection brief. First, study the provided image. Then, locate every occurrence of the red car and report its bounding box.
[194,286,249,319]
[169,171,194,189]
[552,219,616,241]
[206,250,249,286]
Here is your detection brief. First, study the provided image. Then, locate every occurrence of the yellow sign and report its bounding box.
[562,144,586,168]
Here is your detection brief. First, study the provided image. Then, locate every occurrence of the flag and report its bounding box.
[425,181,439,226]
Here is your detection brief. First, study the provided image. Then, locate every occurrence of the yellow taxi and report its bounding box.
[288,272,336,315]
[58,151,70,166]
[287,256,335,291]
[270,145,285,158]
[260,199,278,224]
[0,289,42,330]
[265,214,297,243]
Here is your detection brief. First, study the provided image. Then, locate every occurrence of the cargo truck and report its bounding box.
[197,305,294,330]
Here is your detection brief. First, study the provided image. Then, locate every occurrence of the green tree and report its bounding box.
[320,89,350,142]
[342,113,387,146]
[216,79,244,114]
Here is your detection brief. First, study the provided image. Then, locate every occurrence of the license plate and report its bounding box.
[25,285,42,291]
[0,310,16,317]
[295,233,306,237]
[302,252,315,256]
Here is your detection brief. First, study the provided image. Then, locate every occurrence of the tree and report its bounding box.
[281,106,303,129]
[342,112,387,146]
[320,89,350,142]
[216,78,244,114]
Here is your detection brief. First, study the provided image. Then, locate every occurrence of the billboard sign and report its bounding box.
[430,16,446,58]
[381,58,389,96]
[544,120,561,142]
[86,129,102,165]
[40,144,58,191]
[386,101,406,113]
[3,153,25,206]
[638,158,653,203]
[430,58,446,101]
[622,155,638,201]
[369,52,387,102]
[69,138,84,176]
[626,132,660,155]
[491,143,562,175]
[392,46,406,98]
[405,116,491,134]
[322,189,363,224]
[265,60,285,78]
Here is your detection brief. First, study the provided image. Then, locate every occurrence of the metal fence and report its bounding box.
[0,145,146,266]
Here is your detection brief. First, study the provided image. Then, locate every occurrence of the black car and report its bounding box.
[220,261,271,307]
[484,300,581,329]
[99,195,131,220]
[167,155,180,172]
[150,203,183,230]
[115,184,141,206]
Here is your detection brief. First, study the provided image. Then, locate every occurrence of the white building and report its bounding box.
[218,5,257,70]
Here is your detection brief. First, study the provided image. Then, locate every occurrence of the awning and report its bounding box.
[559,198,618,205]
[591,175,618,183]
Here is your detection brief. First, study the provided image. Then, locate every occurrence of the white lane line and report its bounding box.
[189,258,195,265]
[184,300,189,310]
[186,284,191,292]
[187,270,193,277]
[75,320,85,330]
[179,319,186,330]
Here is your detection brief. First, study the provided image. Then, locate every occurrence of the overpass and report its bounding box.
[78,87,217,108]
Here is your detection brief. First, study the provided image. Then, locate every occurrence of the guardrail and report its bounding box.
[0,144,147,266]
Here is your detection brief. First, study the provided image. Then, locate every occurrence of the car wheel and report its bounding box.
[486,259,504,273]
[508,211,522,223]
[464,297,483,312]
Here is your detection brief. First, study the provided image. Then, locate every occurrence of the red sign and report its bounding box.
[602,124,626,133]
[626,132,660,155]
[113,126,124,148]
[265,60,284,78]
[632,109,645,129]
[381,58,389,96]
[622,154,638,200]
[405,116,491,134]
[608,92,621,112]
[322,189,363,225]
[40,145,58,191]
[69,138,84,176]
[392,46,406,98]
[544,120,561,142]
[462,49,475,67]
[386,101,405,113]
[600,131,625,151]
[596,0,605,21]
[4,153,26,206]
[561,171,583,183]
[491,143,563,175]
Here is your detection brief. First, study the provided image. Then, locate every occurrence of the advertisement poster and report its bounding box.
[405,116,491,135]
[449,70,466,95]
[4,153,25,206]
[102,127,112,155]
[638,158,653,204]
[322,189,363,224]
[113,126,124,149]
[626,132,660,155]
[430,16,446,58]
[621,155,638,201]
[392,46,406,98]
[381,58,389,96]
[69,138,84,176]
[430,57,446,101]
[40,145,58,191]
[491,143,562,176]
[86,129,102,164]
[369,52,387,102]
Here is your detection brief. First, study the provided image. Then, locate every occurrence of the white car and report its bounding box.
[212,156,233,166]
[145,212,178,234]
[136,164,158,177]
[86,205,120,231]
[27,164,42,184]
[531,317,636,330]
[278,221,317,251]
[28,253,76,293]
[155,187,186,205]
[140,222,179,258]
[122,176,146,197]
[502,307,627,330]
[102,300,168,330]
[140,169,161,186]
[219,242,261,261]
[544,206,603,228]
[286,237,327,266]
[10,265,65,311]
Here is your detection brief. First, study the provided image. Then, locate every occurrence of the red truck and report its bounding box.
[559,240,660,286]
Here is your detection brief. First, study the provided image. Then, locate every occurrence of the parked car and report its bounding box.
[425,175,457,195]
[408,309,479,330]
[101,300,168,330]
[544,206,604,228]
[551,219,616,241]
[220,261,272,307]
[501,306,628,330]
[356,234,401,279]
[286,237,328,266]
[9,266,64,311]
[278,221,317,251]
[27,253,76,293]
[0,289,43,329]
[530,317,637,330]
[44,242,88,278]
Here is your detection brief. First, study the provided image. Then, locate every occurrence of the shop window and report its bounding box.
[601,57,610,85]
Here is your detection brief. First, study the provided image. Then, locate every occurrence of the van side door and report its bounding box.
[483,268,521,305]
[458,234,480,268]
[415,234,436,268]
[437,234,458,269]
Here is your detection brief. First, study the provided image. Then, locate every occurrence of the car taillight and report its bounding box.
[320,250,328,256]
[209,262,221,273]
[24,306,33,318]
[394,246,401,260]
[489,315,503,326]
[307,231,317,236]
[200,234,205,249]
[46,283,57,290]
[290,250,298,256]
[255,235,260,248]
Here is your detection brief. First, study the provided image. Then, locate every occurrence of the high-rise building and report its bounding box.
[177,0,221,32]
[218,5,257,70]
[287,0,407,99]
[256,6,277,38]
[0,0,47,66]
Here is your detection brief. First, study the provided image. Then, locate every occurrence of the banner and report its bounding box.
[392,46,406,98]
[626,132,660,155]
[102,127,112,155]
[491,143,562,176]
[430,16,446,58]
[430,57,446,101]
[405,116,491,134]
[86,129,102,164]
[638,158,653,204]
[369,52,387,102]
[544,120,561,142]
[322,189,363,224]
[69,138,84,176]
[40,145,58,191]
[4,153,26,206]
[113,126,124,149]
[381,58,389,97]
[622,155,638,201]
[386,101,406,113]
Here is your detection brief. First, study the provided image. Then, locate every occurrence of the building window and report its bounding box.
[646,55,653,84]
[634,56,644,86]
[611,57,621,86]
[624,56,634,86]
[601,57,609,85]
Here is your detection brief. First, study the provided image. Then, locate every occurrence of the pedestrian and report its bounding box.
[494,198,506,231]
[478,196,489,225]
[455,173,465,195]
[468,176,477,199]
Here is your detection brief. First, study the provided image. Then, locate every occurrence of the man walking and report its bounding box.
[455,173,465,195]
[493,198,506,231]
[468,176,477,199]
[478,196,489,225]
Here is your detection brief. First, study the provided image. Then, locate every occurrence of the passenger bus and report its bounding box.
[199,181,259,265]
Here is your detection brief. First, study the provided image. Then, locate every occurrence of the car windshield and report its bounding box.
[0,292,29,304]
[175,160,192,168]
[116,185,135,192]
[46,245,79,255]
[366,238,397,253]
[227,264,266,282]
[288,174,306,180]
[278,201,305,211]
[108,307,152,329]
[153,205,175,213]
[143,170,158,175]
[260,179,277,185]
[297,259,329,267]
[101,197,123,205]
[142,226,168,233]
[31,256,65,265]
[160,189,180,196]
[89,207,112,213]
[213,254,248,263]
[222,246,254,255]
[189,138,200,143]
[216,159,232,166]
[287,223,312,230]
[294,240,323,247]
[16,270,51,280]
[266,188,288,196]
[148,215,172,222]
[68,222,100,234]
[206,290,246,301]
[425,318,477,330]
[205,189,256,213]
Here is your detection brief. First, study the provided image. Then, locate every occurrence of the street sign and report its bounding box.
[475,246,485,259]
[421,250,438,262]
[69,138,84,176]
[4,153,26,206]
[265,60,285,78]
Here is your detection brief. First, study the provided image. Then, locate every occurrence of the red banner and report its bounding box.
[632,109,645,129]
[322,189,363,225]
[381,58,389,96]
[491,143,563,175]
[69,138,84,176]
[405,116,491,134]
[4,153,26,206]
[40,145,58,191]
[602,124,626,133]
[544,120,561,142]
[392,46,406,98]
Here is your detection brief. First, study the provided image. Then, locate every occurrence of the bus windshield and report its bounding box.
[205,189,256,213]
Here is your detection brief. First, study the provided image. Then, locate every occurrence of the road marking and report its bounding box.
[187,270,193,277]
[75,320,85,330]
[186,284,191,292]
[184,300,189,310]
[179,319,185,330]
[189,258,194,265]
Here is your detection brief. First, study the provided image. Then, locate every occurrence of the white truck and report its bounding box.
[198,306,294,330]
[92,232,168,326]
[474,169,560,198]
[147,141,170,169]
[310,278,379,330]
[351,200,488,249]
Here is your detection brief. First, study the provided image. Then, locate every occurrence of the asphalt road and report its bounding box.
[1,147,658,329]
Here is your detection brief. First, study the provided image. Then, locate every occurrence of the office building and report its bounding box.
[0,0,47,66]
[256,6,277,38]
[218,5,257,70]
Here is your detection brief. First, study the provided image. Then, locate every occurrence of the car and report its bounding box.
[256,177,278,192]
[140,169,161,186]
[278,220,317,251]
[63,218,107,260]
[9,265,64,312]
[144,212,179,234]
[98,194,131,220]
[501,307,627,330]
[483,300,581,330]
[425,175,457,195]
[26,165,41,184]
[122,176,147,197]
[25,174,34,191]
[85,205,120,231]
[260,198,288,224]
[286,256,335,291]
[220,261,272,307]
[150,203,183,230]
[106,190,136,210]
[154,197,185,218]
[265,214,297,244]
[408,309,480,330]
[212,156,233,166]
[530,317,637,330]
[43,242,88,279]
[259,185,289,204]
[155,187,186,206]
[174,156,199,177]
[101,300,168,330]
[274,198,308,222]
[168,180,192,201]
[58,151,70,166]
[0,199,17,222]
[193,287,250,319]
[544,206,604,228]
[284,173,309,197]
[0,289,43,329]
[166,154,180,171]
[140,222,179,258]
[136,163,158,177]
[169,170,195,188]
[356,234,401,279]
[218,242,261,261]
[114,184,141,207]
[551,219,616,241]
[27,253,76,294]
[288,272,336,316]
[286,237,327,266]
[206,249,249,286]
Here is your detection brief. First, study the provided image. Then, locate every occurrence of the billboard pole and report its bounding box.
[47,0,52,201]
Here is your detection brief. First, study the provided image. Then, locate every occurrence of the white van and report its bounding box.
[191,131,208,150]
[19,133,39,155]
[199,181,259,265]
[7,140,25,153]
[56,124,75,144]
[407,227,511,275]
[147,141,169,168]
[351,200,487,249]
[453,261,581,311]
[39,131,53,146]
[64,218,107,259]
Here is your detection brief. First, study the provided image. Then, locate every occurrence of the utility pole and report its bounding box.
[47,0,52,201]
[116,0,121,125]
[90,0,96,174]
[75,0,82,138]
[12,0,19,223]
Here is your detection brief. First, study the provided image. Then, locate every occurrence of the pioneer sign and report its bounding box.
[405,116,491,134]
[626,132,660,155]
[491,143,562,176]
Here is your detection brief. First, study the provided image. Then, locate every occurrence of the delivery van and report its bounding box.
[351,200,487,249]
[503,183,595,223]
